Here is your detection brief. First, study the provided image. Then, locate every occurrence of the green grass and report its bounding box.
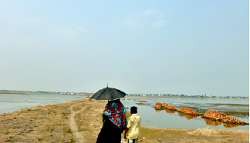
[126,112,131,119]
[121,110,131,135]
[125,109,131,118]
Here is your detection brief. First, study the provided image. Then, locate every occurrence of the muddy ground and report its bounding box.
[0,97,248,143]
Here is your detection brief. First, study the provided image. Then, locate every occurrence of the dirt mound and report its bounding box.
[187,127,224,136]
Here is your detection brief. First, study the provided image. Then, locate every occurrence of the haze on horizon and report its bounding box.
[0,1,248,97]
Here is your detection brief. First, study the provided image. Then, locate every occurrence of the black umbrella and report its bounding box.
[90,84,126,101]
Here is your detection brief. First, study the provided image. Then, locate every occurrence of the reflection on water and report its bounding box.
[165,109,175,114]
[204,118,222,126]
[155,109,162,113]
[203,118,245,128]
[177,112,198,120]
[223,123,245,128]
[155,109,176,114]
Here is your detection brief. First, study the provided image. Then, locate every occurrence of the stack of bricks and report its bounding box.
[177,107,201,116]
[202,110,246,125]
[220,116,246,125]
[154,102,162,110]
[202,110,226,120]
[162,103,176,110]
[138,100,147,102]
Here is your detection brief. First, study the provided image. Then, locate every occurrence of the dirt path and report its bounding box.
[69,101,127,143]
[70,103,87,143]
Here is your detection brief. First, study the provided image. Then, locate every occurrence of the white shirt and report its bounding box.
[127,114,141,139]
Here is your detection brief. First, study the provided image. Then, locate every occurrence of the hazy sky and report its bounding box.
[0,1,248,96]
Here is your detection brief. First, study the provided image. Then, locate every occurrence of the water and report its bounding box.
[0,94,87,113]
[121,96,249,130]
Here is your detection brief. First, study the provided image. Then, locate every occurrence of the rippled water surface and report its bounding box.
[121,96,249,130]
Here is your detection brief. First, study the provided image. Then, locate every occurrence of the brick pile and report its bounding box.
[162,103,176,110]
[202,110,226,120]
[202,110,247,125]
[138,100,147,102]
[154,102,162,110]
[177,107,201,116]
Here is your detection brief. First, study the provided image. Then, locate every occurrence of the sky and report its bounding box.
[0,0,249,97]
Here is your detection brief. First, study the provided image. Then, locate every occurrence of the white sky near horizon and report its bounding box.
[0,0,249,97]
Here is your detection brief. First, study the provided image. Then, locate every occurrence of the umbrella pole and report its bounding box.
[107,83,108,87]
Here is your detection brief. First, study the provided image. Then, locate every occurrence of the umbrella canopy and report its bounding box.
[90,85,126,101]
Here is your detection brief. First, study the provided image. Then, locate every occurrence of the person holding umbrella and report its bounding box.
[91,84,127,143]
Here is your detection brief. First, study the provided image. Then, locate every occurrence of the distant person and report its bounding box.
[124,106,141,143]
[96,99,127,143]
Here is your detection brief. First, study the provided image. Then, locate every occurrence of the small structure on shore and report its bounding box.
[138,100,147,102]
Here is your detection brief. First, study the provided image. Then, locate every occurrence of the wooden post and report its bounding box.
[107,83,108,87]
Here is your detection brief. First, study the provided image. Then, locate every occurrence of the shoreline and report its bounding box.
[0,98,249,142]
[126,95,249,99]
[0,93,248,99]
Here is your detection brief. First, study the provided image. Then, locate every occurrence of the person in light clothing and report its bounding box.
[125,106,141,143]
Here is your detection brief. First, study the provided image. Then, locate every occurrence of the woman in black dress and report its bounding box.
[96,99,127,143]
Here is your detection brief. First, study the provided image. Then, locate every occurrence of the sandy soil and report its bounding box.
[0,97,248,143]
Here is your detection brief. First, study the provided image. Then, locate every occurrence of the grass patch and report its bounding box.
[126,112,131,119]
[125,109,131,119]
[121,110,131,135]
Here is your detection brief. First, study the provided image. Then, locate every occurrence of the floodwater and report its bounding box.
[121,96,249,130]
[0,94,87,114]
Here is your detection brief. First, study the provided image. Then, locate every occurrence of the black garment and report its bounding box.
[96,117,122,143]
